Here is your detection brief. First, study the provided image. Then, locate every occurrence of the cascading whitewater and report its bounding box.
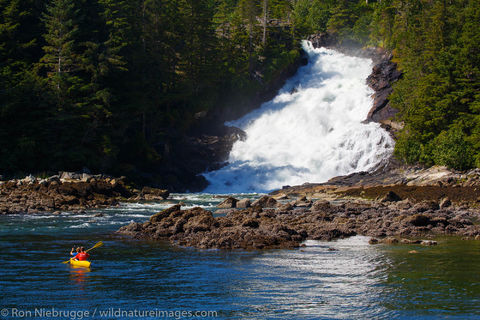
[203,41,394,193]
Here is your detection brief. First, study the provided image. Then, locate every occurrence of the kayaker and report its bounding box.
[70,247,80,258]
[74,247,90,261]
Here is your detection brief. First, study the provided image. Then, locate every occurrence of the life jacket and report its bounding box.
[76,252,90,261]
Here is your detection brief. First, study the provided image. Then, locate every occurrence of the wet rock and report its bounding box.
[439,197,452,209]
[217,197,238,209]
[400,239,422,244]
[236,199,251,208]
[383,237,399,244]
[150,204,181,223]
[380,191,401,202]
[407,214,432,227]
[251,196,277,208]
[369,238,379,244]
[421,240,437,246]
[140,187,170,200]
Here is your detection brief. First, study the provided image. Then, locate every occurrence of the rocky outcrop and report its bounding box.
[217,197,238,209]
[118,195,480,250]
[0,173,169,214]
[365,53,402,123]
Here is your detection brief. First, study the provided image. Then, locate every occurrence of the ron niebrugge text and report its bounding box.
[1,307,218,319]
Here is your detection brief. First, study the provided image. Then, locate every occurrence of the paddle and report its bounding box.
[62,241,104,264]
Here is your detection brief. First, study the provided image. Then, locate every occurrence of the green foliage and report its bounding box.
[0,0,301,184]
[2,0,478,183]
[432,126,474,170]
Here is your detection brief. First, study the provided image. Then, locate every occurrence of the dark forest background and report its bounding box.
[0,0,479,187]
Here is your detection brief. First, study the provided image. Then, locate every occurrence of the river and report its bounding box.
[1,194,480,319]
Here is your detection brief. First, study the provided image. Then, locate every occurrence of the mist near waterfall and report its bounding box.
[203,41,394,193]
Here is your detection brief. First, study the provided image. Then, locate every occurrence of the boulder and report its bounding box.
[236,199,251,208]
[421,240,437,246]
[217,197,238,209]
[150,204,181,223]
[380,191,401,202]
[439,197,452,209]
[141,187,170,200]
[251,196,277,208]
[383,237,399,244]
[407,214,432,227]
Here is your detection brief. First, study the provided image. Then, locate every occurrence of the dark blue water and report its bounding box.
[1,194,480,319]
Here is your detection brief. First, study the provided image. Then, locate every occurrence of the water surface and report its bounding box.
[1,195,479,319]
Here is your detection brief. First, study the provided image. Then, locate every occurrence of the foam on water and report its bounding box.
[204,41,394,193]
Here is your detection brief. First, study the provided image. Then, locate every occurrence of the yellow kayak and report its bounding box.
[69,259,91,268]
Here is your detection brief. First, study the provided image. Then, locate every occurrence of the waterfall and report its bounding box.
[203,41,394,193]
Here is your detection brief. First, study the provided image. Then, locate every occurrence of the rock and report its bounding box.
[277,202,294,211]
[251,196,277,208]
[365,54,402,123]
[369,238,379,244]
[307,33,336,48]
[380,191,401,202]
[81,173,93,182]
[242,219,259,229]
[421,240,437,246]
[215,209,236,215]
[407,214,432,227]
[141,186,170,200]
[475,235,480,240]
[217,197,238,209]
[150,204,181,223]
[412,201,439,213]
[236,199,251,208]
[297,196,307,202]
[21,175,37,185]
[409,250,419,254]
[400,239,422,244]
[383,237,399,244]
[60,172,79,181]
[295,198,312,207]
[312,200,331,212]
[439,197,452,209]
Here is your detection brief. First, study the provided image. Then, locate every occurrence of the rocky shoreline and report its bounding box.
[117,189,480,250]
[0,172,169,215]
[116,165,480,250]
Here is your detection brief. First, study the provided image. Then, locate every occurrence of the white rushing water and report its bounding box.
[204,41,394,193]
